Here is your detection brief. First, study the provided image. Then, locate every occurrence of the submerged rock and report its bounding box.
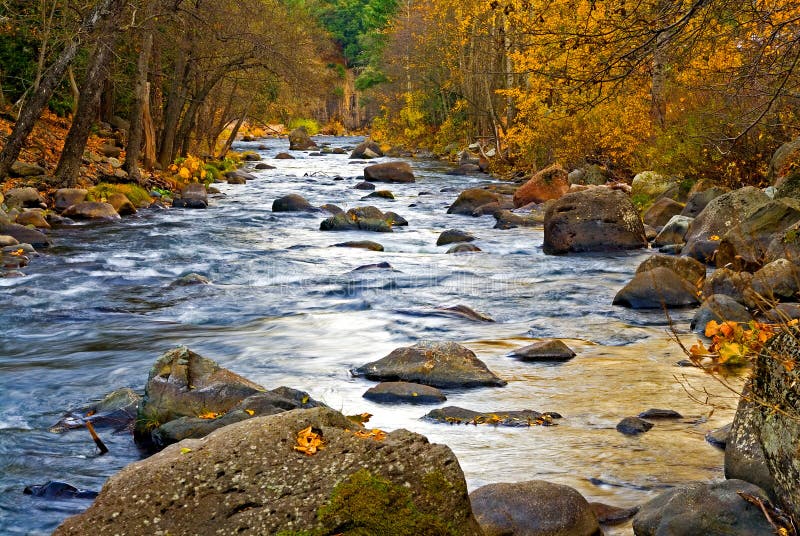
[470,480,600,536]
[447,243,482,254]
[24,482,98,500]
[362,381,446,404]
[447,188,503,215]
[332,240,384,251]
[272,193,316,212]
[352,341,506,388]
[509,339,576,362]
[288,126,317,150]
[56,407,482,536]
[437,229,475,246]
[434,305,494,322]
[61,202,121,220]
[613,267,700,309]
[364,162,415,183]
[616,416,653,435]
[50,388,141,433]
[424,406,557,427]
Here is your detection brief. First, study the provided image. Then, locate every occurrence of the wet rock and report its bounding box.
[133,346,265,449]
[333,240,384,251]
[613,267,700,309]
[434,305,494,322]
[352,341,506,388]
[275,152,295,159]
[703,268,752,304]
[748,258,800,305]
[5,187,43,208]
[226,174,246,184]
[616,416,653,435]
[513,164,570,207]
[681,187,729,218]
[24,482,98,500]
[682,186,769,257]
[447,243,482,253]
[0,224,49,248]
[470,480,600,536]
[635,254,706,289]
[348,206,385,220]
[320,213,392,233]
[363,381,446,404]
[226,169,257,182]
[272,193,316,212]
[61,202,121,220]
[172,183,208,209]
[288,126,317,150]
[355,181,375,190]
[493,209,543,229]
[106,193,136,215]
[760,302,800,322]
[254,162,275,170]
[384,211,407,226]
[590,502,639,526]
[350,140,384,159]
[242,153,261,161]
[16,209,50,229]
[56,407,482,536]
[320,203,344,215]
[362,189,394,200]
[509,340,576,362]
[683,239,720,264]
[706,422,731,449]
[544,188,647,254]
[632,479,774,536]
[653,215,693,247]
[424,406,555,427]
[448,188,503,215]
[715,198,800,271]
[351,261,395,272]
[54,188,88,211]
[50,388,141,434]
[10,161,46,177]
[364,162,415,183]
[643,197,685,228]
[171,273,211,286]
[437,229,475,246]
[690,294,752,335]
[0,235,19,247]
[638,408,682,419]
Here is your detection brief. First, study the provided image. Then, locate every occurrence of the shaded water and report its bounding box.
[0,137,743,534]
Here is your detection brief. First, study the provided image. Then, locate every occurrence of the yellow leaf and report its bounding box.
[180,447,192,454]
[709,235,721,241]
[244,409,254,416]
[717,342,746,364]
[704,320,721,337]
[301,395,309,404]
[198,411,220,419]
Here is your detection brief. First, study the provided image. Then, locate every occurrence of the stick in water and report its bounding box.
[85,412,109,455]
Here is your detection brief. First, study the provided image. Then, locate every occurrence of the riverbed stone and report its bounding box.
[632,479,774,536]
[616,416,653,435]
[493,209,544,229]
[681,187,729,218]
[631,171,677,201]
[55,407,482,536]
[362,189,395,200]
[643,197,685,228]
[638,408,682,419]
[509,340,576,362]
[24,482,97,500]
[0,235,19,247]
[350,140,383,159]
[54,188,88,211]
[424,406,556,427]
[447,243,482,253]
[706,423,731,448]
[364,162,415,183]
[681,186,769,257]
[470,480,600,536]
[332,240,384,251]
[448,188,503,215]
[702,268,752,304]
[513,164,570,207]
[5,187,43,208]
[690,294,752,335]
[653,215,693,247]
[635,254,706,289]
[106,193,136,216]
[613,267,700,308]
[384,211,407,226]
[272,193,316,212]
[543,188,647,254]
[15,209,50,229]
[434,305,494,322]
[0,223,49,248]
[61,201,121,220]
[352,341,506,388]
[172,183,208,209]
[320,213,393,232]
[363,381,446,404]
[748,258,800,305]
[288,125,317,150]
[437,229,475,246]
[355,181,375,190]
[254,162,275,170]
[50,388,141,433]
[226,169,257,182]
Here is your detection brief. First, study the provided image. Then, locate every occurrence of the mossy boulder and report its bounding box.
[56,407,482,536]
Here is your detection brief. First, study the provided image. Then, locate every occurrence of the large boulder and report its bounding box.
[0,223,50,248]
[653,215,693,247]
[769,135,800,182]
[56,407,482,536]
[272,193,316,212]
[448,188,503,215]
[632,479,775,535]
[680,187,729,218]
[61,202,121,220]
[364,162,415,183]
[702,268,752,304]
[509,340,576,362]
[631,171,677,201]
[643,197,685,228]
[5,187,43,208]
[437,229,475,246]
[543,188,647,254]
[54,188,88,212]
[748,258,800,306]
[681,187,769,258]
[613,266,700,308]
[764,220,800,264]
[690,294,752,335]
[513,164,570,207]
[350,140,384,159]
[16,209,50,228]
[715,198,800,271]
[747,325,800,518]
[635,254,706,289]
[352,341,506,388]
[288,126,318,150]
[172,183,208,209]
[320,213,393,233]
[470,480,600,536]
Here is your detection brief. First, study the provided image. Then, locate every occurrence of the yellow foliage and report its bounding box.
[294,425,325,456]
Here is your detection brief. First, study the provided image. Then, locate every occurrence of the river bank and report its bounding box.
[0,135,749,534]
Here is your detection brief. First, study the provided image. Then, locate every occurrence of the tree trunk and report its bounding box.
[218,101,251,159]
[157,48,188,168]
[124,23,154,184]
[54,33,116,187]
[0,0,126,179]
[650,30,668,131]
[67,66,80,115]
[142,82,157,170]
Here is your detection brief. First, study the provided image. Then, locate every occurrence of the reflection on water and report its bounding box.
[0,136,743,534]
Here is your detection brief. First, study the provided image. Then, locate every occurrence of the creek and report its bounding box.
[0,136,743,534]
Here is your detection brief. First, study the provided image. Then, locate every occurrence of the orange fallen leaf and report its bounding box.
[244,409,255,416]
[294,425,324,455]
[198,411,221,419]
[352,428,387,441]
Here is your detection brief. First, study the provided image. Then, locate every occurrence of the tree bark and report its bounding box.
[124,23,154,184]
[142,82,157,171]
[650,30,669,130]
[54,32,116,187]
[217,100,252,159]
[0,0,126,180]
[157,48,188,168]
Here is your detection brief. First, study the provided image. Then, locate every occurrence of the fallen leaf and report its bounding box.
[244,409,254,416]
[180,447,192,454]
[294,425,324,456]
[198,411,220,419]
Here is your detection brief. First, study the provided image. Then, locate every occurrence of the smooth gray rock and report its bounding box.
[363,381,446,404]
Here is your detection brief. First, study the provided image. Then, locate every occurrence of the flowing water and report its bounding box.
[0,136,744,534]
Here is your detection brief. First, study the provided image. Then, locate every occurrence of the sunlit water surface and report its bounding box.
[0,136,743,534]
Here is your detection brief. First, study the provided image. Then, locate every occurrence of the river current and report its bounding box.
[0,136,743,534]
